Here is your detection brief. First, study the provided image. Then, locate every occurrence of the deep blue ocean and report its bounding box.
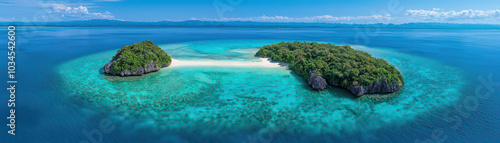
[1,27,500,142]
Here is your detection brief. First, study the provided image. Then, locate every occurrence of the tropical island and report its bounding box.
[256,41,404,96]
[102,40,402,96]
[104,40,172,76]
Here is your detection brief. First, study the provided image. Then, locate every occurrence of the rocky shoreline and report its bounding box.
[307,70,402,96]
[104,61,169,76]
[307,70,327,90]
[348,78,402,96]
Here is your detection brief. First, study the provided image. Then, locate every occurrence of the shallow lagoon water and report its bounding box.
[58,40,466,137]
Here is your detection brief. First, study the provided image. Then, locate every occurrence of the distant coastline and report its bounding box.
[3,19,500,29]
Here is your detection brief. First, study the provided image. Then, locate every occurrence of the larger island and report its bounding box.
[256,41,404,96]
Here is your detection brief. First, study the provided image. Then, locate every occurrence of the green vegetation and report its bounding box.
[111,40,171,73]
[256,41,403,88]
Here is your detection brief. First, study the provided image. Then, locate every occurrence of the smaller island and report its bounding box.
[256,41,404,96]
[104,40,172,76]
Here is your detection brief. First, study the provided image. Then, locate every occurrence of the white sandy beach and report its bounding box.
[169,58,289,68]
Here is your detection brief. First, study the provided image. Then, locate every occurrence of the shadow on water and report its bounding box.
[99,67,164,82]
[357,87,404,103]
[288,69,400,102]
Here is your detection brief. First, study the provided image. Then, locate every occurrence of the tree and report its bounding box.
[110,40,171,73]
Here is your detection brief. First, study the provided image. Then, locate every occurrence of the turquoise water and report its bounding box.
[159,40,282,61]
[58,40,466,136]
[5,27,498,142]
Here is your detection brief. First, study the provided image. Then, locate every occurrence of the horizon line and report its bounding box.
[2,19,500,25]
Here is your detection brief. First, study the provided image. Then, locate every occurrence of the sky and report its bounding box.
[1,0,500,24]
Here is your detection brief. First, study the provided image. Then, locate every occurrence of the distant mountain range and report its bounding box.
[2,19,500,29]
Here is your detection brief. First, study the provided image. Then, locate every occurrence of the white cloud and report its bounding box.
[190,14,392,23]
[0,17,14,22]
[45,4,114,21]
[186,9,500,24]
[406,8,500,23]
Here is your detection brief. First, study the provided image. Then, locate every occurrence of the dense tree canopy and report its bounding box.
[256,41,404,88]
[111,40,172,73]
